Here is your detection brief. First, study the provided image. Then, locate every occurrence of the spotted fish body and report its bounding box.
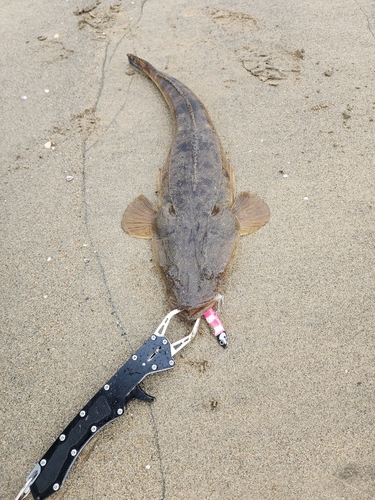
[122,55,270,320]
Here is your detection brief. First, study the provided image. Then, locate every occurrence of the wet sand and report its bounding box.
[2,1,375,499]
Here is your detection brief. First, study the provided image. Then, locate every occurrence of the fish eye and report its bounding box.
[167,267,178,279]
[211,205,220,216]
[202,267,214,280]
[165,266,178,289]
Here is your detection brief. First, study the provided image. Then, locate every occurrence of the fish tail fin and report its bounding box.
[127,54,156,78]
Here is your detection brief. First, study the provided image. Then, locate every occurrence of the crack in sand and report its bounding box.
[150,407,167,499]
[81,15,167,497]
[85,77,133,154]
[94,40,110,110]
[81,40,133,351]
[353,0,375,40]
[81,143,133,346]
[138,0,150,24]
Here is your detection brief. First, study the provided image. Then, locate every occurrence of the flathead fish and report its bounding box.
[122,55,270,320]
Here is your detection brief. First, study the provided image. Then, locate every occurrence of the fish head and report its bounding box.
[152,204,239,320]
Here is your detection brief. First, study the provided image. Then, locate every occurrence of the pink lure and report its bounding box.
[203,308,228,348]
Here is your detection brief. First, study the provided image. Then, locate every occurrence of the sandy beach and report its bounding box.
[2,1,375,499]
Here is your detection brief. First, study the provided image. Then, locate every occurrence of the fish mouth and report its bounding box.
[179,300,217,321]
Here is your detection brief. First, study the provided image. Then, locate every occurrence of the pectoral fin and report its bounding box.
[232,192,270,235]
[121,195,156,238]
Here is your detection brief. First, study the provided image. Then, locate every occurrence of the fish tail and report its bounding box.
[127,54,156,78]
[127,54,174,106]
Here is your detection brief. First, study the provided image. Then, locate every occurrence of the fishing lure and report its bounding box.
[203,308,228,348]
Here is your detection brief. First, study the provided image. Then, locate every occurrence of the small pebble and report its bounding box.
[54,34,59,39]
[44,141,52,149]
[304,197,309,201]
[45,89,50,93]
[21,96,27,100]
[43,295,48,299]
[283,174,288,178]
[84,258,90,263]
[66,175,74,181]
[47,257,52,262]
[145,465,151,470]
